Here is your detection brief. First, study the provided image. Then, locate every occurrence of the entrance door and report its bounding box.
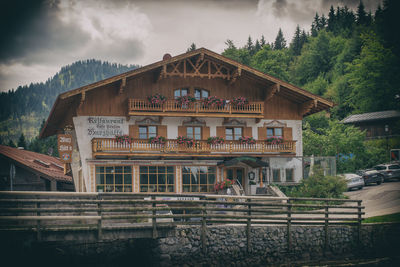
[226,167,245,190]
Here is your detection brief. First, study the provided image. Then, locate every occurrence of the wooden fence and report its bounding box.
[0,191,364,252]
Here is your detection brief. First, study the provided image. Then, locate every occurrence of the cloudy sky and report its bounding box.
[0,0,380,91]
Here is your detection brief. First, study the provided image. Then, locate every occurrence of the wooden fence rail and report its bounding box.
[0,191,364,252]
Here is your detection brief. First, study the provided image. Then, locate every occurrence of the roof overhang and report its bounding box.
[40,47,335,138]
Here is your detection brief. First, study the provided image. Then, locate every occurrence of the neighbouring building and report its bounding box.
[40,48,334,195]
[342,110,400,140]
[0,145,74,191]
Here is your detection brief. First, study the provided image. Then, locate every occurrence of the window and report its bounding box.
[285,168,294,182]
[139,126,157,139]
[182,166,216,193]
[194,88,209,100]
[96,166,132,192]
[174,88,188,99]
[267,128,283,138]
[272,169,281,182]
[140,166,175,192]
[187,126,201,140]
[226,127,242,140]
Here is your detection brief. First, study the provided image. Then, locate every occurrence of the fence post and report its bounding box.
[247,198,252,252]
[357,200,362,245]
[152,195,158,239]
[36,201,41,241]
[201,201,207,253]
[287,199,291,252]
[97,194,102,240]
[324,202,329,252]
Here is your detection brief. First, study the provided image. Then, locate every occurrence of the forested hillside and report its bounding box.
[221,0,399,172]
[0,60,138,143]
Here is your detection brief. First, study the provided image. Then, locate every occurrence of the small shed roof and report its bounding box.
[0,145,73,183]
[342,110,400,124]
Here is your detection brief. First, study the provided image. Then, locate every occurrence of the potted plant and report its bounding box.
[231,96,249,107]
[238,136,256,145]
[266,136,283,145]
[176,95,196,107]
[201,96,225,108]
[149,136,166,145]
[147,93,166,105]
[207,136,225,145]
[115,134,133,145]
[214,178,235,194]
[177,136,194,147]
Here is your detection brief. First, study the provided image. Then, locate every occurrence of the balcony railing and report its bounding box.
[128,99,264,118]
[92,138,296,157]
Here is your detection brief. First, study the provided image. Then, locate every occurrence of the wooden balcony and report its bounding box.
[128,99,264,118]
[92,138,296,158]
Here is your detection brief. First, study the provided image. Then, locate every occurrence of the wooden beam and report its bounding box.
[79,91,86,108]
[265,83,280,102]
[229,67,242,84]
[119,77,126,94]
[301,99,318,116]
[195,53,204,67]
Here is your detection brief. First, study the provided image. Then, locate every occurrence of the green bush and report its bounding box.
[279,168,347,199]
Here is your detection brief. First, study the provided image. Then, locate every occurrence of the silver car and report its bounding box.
[340,173,365,191]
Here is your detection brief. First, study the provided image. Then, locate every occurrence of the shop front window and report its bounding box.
[182,166,216,193]
[96,166,132,192]
[140,166,175,193]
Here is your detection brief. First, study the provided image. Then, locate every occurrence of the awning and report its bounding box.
[217,157,269,168]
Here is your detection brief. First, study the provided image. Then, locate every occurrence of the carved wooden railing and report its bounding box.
[128,99,264,117]
[92,138,296,155]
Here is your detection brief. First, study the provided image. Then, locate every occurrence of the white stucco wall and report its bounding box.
[72,116,303,192]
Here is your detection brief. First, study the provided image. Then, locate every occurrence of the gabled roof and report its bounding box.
[0,145,73,183]
[40,47,334,138]
[342,110,400,124]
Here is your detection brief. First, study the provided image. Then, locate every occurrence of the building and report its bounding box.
[342,110,400,140]
[0,145,74,191]
[40,48,334,194]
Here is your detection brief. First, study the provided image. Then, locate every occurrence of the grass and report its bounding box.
[363,213,400,223]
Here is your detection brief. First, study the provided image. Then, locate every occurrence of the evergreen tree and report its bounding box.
[246,36,254,55]
[300,30,308,46]
[186,43,197,52]
[8,140,16,148]
[17,133,27,148]
[356,0,367,25]
[327,6,336,32]
[254,40,261,53]
[260,35,266,47]
[320,14,327,29]
[311,13,320,36]
[225,39,236,49]
[290,25,302,56]
[273,28,286,50]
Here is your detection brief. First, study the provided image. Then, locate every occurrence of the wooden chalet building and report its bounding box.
[40,48,334,194]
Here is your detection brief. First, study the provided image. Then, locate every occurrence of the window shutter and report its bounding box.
[178,126,186,137]
[158,125,167,138]
[283,127,293,141]
[216,126,225,139]
[129,125,139,139]
[202,126,210,140]
[243,127,252,137]
[258,127,266,140]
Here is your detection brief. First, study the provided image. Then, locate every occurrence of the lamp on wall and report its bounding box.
[248,171,255,181]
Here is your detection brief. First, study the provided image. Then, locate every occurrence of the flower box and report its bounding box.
[147,93,166,105]
[238,136,256,145]
[201,96,225,108]
[207,136,225,145]
[177,136,194,147]
[214,179,235,193]
[266,136,283,145]
[231,96,249,107]
[149,136,166,145]
[175,95,196,107]
[115,134,133,145]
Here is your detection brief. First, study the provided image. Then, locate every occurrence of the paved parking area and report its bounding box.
[345,180,400,218]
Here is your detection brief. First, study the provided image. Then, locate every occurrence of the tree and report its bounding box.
[251,45,290,81]
[186,43,197,52]
[254,40,261,53]
[260,35,266,47]
[311,13,320,36]
[7,139,16,148]
[327,6,336,32]
[17,133,27,148]
[246,36,254,55]
[273,28,286,50]
[356,0,367,25]
[290,25,302,56]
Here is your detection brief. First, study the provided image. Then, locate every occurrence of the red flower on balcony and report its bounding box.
[207,136,225,145]
[115,134,133,145]
[238,136,256,145]
[214,178,235,192]
[147,93,166,105]
[149,136,166,145]
[266,136,283,145]
[231,96,249,107]
[177,136,194,147]
[201,96,225,108]
[175,95,196,107]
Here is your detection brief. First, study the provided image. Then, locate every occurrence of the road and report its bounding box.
[345,180,400,218]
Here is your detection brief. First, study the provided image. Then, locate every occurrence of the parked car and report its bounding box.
[374,164,400,181]
[339,173,364,191]
[356,169,384,186]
